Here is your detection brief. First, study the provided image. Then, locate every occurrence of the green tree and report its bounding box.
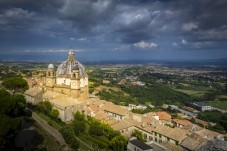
[11,94,27,117]
[109,135,128,151]
[73,120,86,135]
[0,89,27,150]
[2,77,28,93]
[74,111,85,121]
[37,101,52,115]
[100,123,119,140]
[0,115,21,150]
[72,111,86,135]
[50,109,59,119]
[132,130,145,142]
[89,121,103,136]
[0,89,12,115]
[0,89,26,117]
[60,126,80,150]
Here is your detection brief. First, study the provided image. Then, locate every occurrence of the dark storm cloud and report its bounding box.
[0,0,63,12]
[178,0,227,43]
[58,0,118,32]
[0,0,227,60]
[0,7,39,32]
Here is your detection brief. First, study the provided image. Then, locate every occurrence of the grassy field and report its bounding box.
[179,83,191,86]
[174,89,206,97]
[208,101,227,110]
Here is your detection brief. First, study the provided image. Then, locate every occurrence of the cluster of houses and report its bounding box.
[86,98,225,151]
[117,76,145,86]
[24,84,225,151]
[23,73,226,151]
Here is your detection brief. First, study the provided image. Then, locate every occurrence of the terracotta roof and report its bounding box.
[194,129,221,140]
[180,133,208,150]
[95,111,111,120]
[161,141,183,151]
[104,117,118,125]
[89,105,100,113]
[177,113,188,118]
[100,103,129,116]
[43,90,84,109]
[172,119,193,126]
[152,125,190,142]
[156,111,171,122]
[127,117,189,143]
[24,88,42,96]
[89,99,106,106]
[145,112,157,118]
[195,118,209,127]
[111,120,134,131]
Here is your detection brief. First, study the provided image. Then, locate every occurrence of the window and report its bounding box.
[149,136,153,140]
[48,72,50,76]
[144,134,147,139]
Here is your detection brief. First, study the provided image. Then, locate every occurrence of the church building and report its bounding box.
[25,50,89,122]
[45,50,89,101]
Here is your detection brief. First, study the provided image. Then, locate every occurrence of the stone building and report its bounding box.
[24,88,43,105]
[45,50,89,101]
[25,50,89,122]
[43,50,89,121]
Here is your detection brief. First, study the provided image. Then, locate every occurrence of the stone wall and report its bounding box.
[31,112,69,150]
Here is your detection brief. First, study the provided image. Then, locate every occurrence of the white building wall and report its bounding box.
[58,109,65,122]
[65,78,71,85]
[80,78,84,87]
[56,78,71,86]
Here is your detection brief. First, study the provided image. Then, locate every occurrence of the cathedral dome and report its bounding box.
[56,50,86,77]
[48,64,54,69]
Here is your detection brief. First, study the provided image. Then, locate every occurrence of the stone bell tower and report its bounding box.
[45,64,56,89]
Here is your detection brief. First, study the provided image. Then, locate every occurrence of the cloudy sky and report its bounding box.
[0,0,227,61]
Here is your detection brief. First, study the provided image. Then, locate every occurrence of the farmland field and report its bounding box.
[174,89,207,97]
[208,101,227,110]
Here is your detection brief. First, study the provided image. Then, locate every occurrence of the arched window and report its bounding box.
[48,72,51,76]
[73,73,76,77]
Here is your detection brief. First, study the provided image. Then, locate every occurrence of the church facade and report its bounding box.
[45,50,89,101]
[25,50,90,122]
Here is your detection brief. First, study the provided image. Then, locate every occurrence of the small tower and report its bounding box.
[70,65,80,98]
[68,50,75,61]
[45,64,56,89]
